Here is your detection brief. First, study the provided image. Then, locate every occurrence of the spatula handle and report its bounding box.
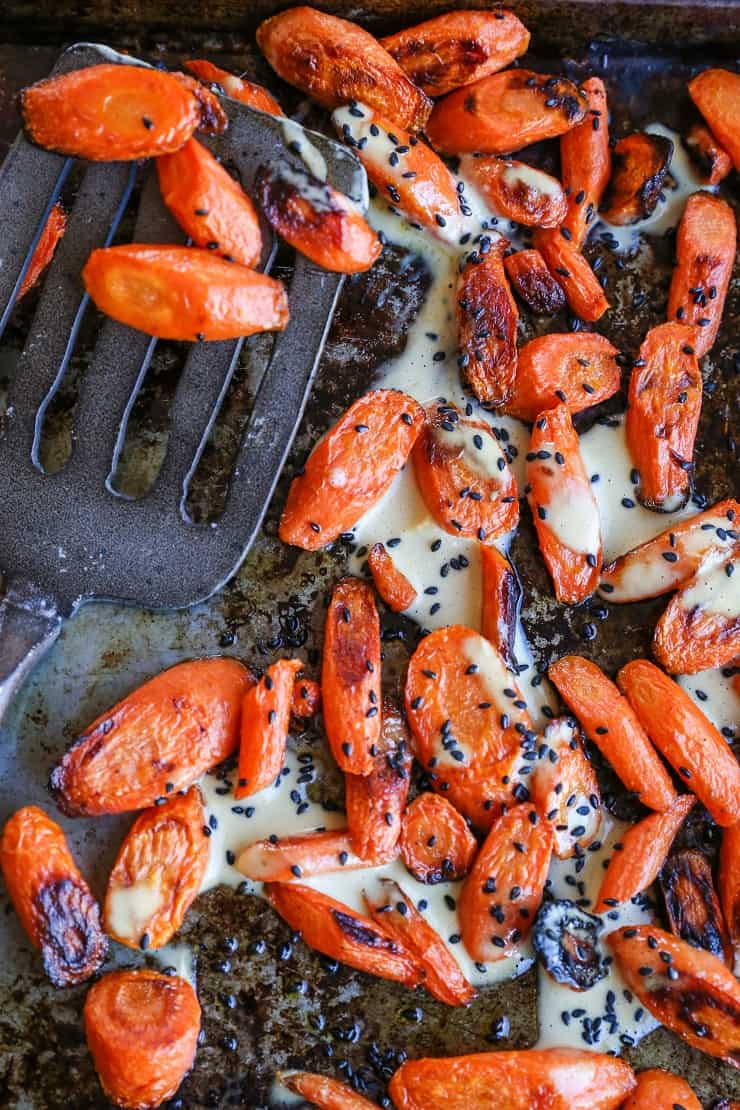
[0,578,62,726]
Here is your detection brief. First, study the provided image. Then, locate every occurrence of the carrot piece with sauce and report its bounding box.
[0,806,107,987]
[526,403,602,604]
[291,676,321,719]
[184,58,285,116]
[600,132,673,225]
[560,77,611,249]
[279,389,425,550]
[235,658,301,799]
[548,655,677,812]
[237,829,375,881]
[457,246,520,407]
[531,716,602,860]
[534,229,609,322]
[169,71,228,134]
[621,1068,703,1110]
[399,792,478,884]
[503,332,620,422]
[653,552,740,673]
[480,544,521,670]
[689,67,740,171]
[685,121,733,185]
[366,543,417,612]
[345,700,412,861]
[464,158,567,228]
[84,969,200,1110]
[280,1071,378,1110]
[719,822,740,969]
[503,248,565,316]
[17,202,66,300]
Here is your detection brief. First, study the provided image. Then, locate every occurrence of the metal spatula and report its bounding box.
[0,42,366,723]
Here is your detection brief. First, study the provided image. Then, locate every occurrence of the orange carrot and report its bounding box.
[685,121,732,185]
[480,545,521,670]
[291,676,321,719]
[457,247,519,407]
[534,229,609,322]
[653,553,740,674]
[531,716,602,859]
[661,848,732,965]
[689,67,740,171]
[399,792,477,884]
[503,249,565,316]
[719,822,740,967]
[560,77,610,249]
[503,332,620,422]
[17,202,66,300]
[237,829,375,881]
[367,544,417,612]
[170,71,228,134]
[280,1072,378,1110]
[464,158,567,228]
[345,700,412,861]
[184,58,285,116]
[235,658,302,799]
[600,132,673,225]
[621,1068,702,1110]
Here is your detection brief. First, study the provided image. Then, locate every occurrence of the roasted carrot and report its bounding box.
[503,249,565,316]
[548,656,677,812]
[534,229,609,322]
[365,877,476,1006]
[608,924,740,1068]
[279,389,425,550]
[103,785,208,950]
[621,1068,702,1110]
[599,499,740,601]
[50,658,252,816]
[21,64,203,160]
[389,1047,636,1110]
[685,121,732,185]
[713,1101,740,1110]
[653,553,740,673]
[380,10,530,97]
[457,247,519,407]
[256,7,432,132]
[667,191,736,356]
[503,332,620,422]
[345,700,412,861]
[84,969,200,1110]
[689,67,740,171]
[237,829,374,881]
[600,132,673,225]
[531,716,602,860]
[618,659,740,826]
[426,69,587,156]
[17,202,66,300]
[404,625,532,829]
[593,794,694,912]
[291,676,321,719]
[82,245,289,342]
[625,322,702,511]
[660,848,732,965]
[526,403,602,603]
[480,545,521,670]
[719,822,740,968]
[265,881,423,986]
[235,658,302,799]
[367,543,417,612]
[399,792,478,884]
[464,158,567,228]
[280,1072,378,1110]
[560,77,611,249]
[0,806,107,987]
[184,59,285,116]
[412,402,518,542]
[156,138,261,268]
[322,578,381,776]
[170,71,228,134]
[459,803,553,961]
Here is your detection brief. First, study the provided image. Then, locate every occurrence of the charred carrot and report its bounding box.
[667,192,736,357]
[621,1068,702,1110]
[464,158,567,228]
[526,403,602,603]
[184,59,285,116]
[50,658,252,816]
[256,7,432,132]
[291,676,321,719]
[280,1072,378,1110]
[618,659,740,826]
[170,71,228,134]
[503,249,565,316]
[660,848,732,965]
[237,829,374,881]
[689,68,740,171]
[399,792,477,884]
[345,700,412,861]
[531,716,602,860]
[412,402,518,542]
[82,245,289,342]
[84,969,200,1110]
[560,77,610,249]
[719,822,740,968]
[534,229,609,322]
[653,553,740,673]
[600,132,673,225]
[381,10,530,97]
[503,332,620,422]
[235,658,302,799]
[21,64,203,160]
[480,545,521,670]
[367,543,417,612]
[0,806,107,986]
[17,202,66,300]
[685,121,732,185]
[426,70,587,156]
[457,247,519,407]
[103,785,208,950]
[365,877,476,1006]
[265,881,423,986]
[548,655,677,812]
[279,389,425,550]
[593,794,695,912]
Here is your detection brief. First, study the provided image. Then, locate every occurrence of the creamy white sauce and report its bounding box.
[279,118,329,183]
[677,666,740,738]
[151,942,197,989]
[106,878,165,944]
[501,161,563,198]
[541,481,601,556]
[678,556,739,618]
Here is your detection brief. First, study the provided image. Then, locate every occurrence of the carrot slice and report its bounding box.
[21,64,203,160]
[457,248,519,407]
[17,202,66,300]
[237,829,374,881]
[534,229,609,322]
[661,848,732,966]
[503,332,620,422]
[84,969,200,1110]
[345,700,412,860]
[464,158,567,228]
[458,803,553,961]
[625,322,702,512]
[608,924,740,1067]
[184,58,285,116]
[256,7,432,132]
[103,785,208,950]
[599,499,740,602]
[593,794,694,912]
[667,191,736,357]
[170,71,228,134]
[618,659,740,826]
[412,402,518,541]
[50,658,253,816]
[426,70,587,156]
[265,881,423,986]
[560,77,611,249]
[380,10,530,98]
[0,806,107,987]
[526,403,601,603]
[600,132,673,225]
[621,1068,702,1110]
[719,822,740,968]
[531,716,602,860]
[548,655,677,812]
[689,67,740,171]
[503,248,565,316]
[389,1047,636,1110]
[653,553,740,673]
[364,877,476,1006]
[480,545,521,670]
[291,676,321,719]
[399,792,477,884]
[367,543,417,612]
[685,121,732,185]
[235,658,302,799]
[404,625,533,829]
[322,578,381,776]
[82,245,289,342]
[280,1072,377,1110]
[279,389,425,550]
